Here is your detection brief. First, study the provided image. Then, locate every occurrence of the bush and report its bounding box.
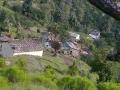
[98,82,120,90]
[0,9,6,22]
[57,76,97,90]
[15,57,27,70]
[0,58,5,67]
[4,66,31,83]
[0,76,9,90]
[34,75,58,90]
[33,66,59,90]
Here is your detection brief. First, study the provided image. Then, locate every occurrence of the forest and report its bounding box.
[0,0,120,90]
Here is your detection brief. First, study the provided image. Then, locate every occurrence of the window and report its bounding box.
[10,45,16,50]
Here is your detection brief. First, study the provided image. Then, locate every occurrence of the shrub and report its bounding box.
[4,66,31,83]
[0,76,9,90]
[34,75,58,90]
[0,58,5,67]
[15,57,27,70]
[98,82,120,90]
[57,76,97,90]
[33,66,59,90]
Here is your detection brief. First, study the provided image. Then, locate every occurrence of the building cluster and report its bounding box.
[0,30,100,58]
[43,30,100,57]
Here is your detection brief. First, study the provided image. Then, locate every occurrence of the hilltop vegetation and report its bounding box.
[0,54,119,90]
[0,0,120,90]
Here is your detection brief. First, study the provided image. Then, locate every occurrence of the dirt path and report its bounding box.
[63,55,75,66]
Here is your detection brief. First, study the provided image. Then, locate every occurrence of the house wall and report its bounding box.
[13,50,43,57]
[76,35,80,40]
[0,42,13,57]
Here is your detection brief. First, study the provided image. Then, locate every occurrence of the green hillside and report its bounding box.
[0,0,120,90]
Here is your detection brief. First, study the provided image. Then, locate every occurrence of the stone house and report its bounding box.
[89,30,100,40]
[0,37,43,57]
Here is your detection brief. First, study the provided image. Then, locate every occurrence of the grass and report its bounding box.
[10,82,54,90]
[6,51,68,72]
[3,53,68,90]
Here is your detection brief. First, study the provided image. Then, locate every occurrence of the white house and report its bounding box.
[89,30,100,40]
[0,38,43,57]
[68,31,80,41]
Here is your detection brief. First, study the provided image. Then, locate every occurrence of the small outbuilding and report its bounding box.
[89,30,100,40]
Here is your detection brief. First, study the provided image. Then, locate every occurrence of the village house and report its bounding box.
[0,36,43,57]
[0,36,13,57]
[68,31,80,41]
[42,31,81,57]
[89,30,100,40]
[61,41,80,57]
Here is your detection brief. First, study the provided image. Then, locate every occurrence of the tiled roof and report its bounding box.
[10,39,43,53]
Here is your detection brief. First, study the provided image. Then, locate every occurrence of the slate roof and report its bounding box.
[66,42,80,50]
[10,39,43,53]
[90,31,100,36]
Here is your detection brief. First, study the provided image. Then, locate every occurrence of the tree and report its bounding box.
[0,58,5,67]
[4,66,30,82]
[67,61,79,76]
[88,0,120,20]
[98,82,120,90]
[48,23,59,38]
[57,76,97,90]
[0,10,6,22]
[50,41,61,56]
[2,0,7,6]
[91,61,112,82]
[22,0,32,16]
[116,35,120,61]
[0,76,9,90]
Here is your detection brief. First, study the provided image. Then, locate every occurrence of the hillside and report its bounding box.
[0,0,120,90]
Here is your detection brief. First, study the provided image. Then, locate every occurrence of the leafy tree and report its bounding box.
[67,61,79,76]
[115,35,120,61]
[0,10,6,22]
[22,0,33,16]
[2,0,7,6]
[57,76,97,90]
[48,23,59,38]
[91,62,112,82]
[34,75,58,90]
[106,61,120,83]
[16,57,27,70]
[0,58,5,67]
[0,76,9,90]
[4,66,30,82]
[98,82,120,90]
[51,41,61,56]
[34,66,59,90]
